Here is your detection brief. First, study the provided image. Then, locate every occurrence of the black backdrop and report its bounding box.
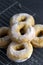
[18,0,43,24]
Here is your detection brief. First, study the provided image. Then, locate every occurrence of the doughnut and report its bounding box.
[10,23,35,43]
[10,13,35,27]
[31,24,43,48]
[7,42,33,62]
[31,37,43,48]
[34,24,43,36]
[0,27,11,48]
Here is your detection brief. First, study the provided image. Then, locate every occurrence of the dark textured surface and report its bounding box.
[0,0,43,65]
[18,0,43,24]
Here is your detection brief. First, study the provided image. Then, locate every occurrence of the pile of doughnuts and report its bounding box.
[0,13,43,62]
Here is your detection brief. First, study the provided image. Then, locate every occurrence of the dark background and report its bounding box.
[0,0,43,65]
[18,0,43,24]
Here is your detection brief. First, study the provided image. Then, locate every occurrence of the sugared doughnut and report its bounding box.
[34,24,43,36]
[0,27,11,48]
[31,24,43,48]
[10,13,35,27]
[7,42,33,62]
[10,23,35,43]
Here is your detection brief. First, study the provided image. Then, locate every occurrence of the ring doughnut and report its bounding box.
[7,42,33,62]
[10,13,35,27]
[34,24,43,36]
[10,23,35,43]
[31,24,43,48]
[0,27,11,48]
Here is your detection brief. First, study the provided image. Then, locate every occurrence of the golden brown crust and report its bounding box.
[31,24,43,48]
[0,27,11,48]
[31,37,43,48]
[34,24,43,36]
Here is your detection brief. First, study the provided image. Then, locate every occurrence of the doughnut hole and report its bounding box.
[20,25,27,35]
[37,31,43,37]
[17,16,27,22]
[13,44,25,51]
[0,33,8,38]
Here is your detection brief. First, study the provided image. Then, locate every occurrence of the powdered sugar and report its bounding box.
[9,42,29,57]
[7,42,33,62]
[11,23,35,41]
[11,13,33,24]
[11,23,20,39]
[19,26,35,41]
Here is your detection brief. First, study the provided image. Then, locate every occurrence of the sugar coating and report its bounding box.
[19,26,35,41]
[11,13,33,24]
[9,42,29,57]
[11,23,20,39]
[11,24,35,41]
[7,42,33,62]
